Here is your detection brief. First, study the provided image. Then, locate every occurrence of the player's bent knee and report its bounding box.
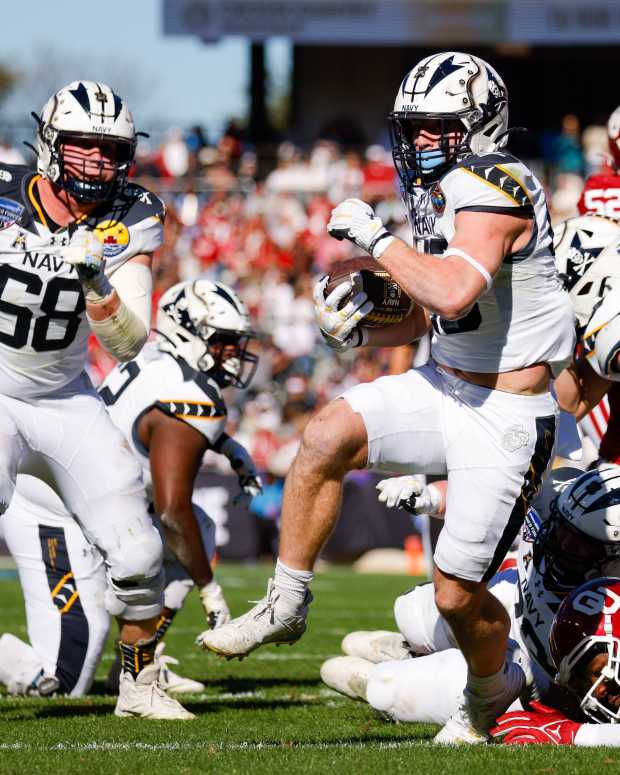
[108,523,163,581]
[434,578,482,624]
[104,526,164,619]
[299,401,366,471]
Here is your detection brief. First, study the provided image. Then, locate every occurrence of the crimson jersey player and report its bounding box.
[578,106,620,464]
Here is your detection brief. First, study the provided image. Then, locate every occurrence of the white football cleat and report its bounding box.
[198,578,312,659]
[320,656,374,700]
[156,642,205,695]
[0,633,59,696]
[341,630,412,663]
[434,662,525,745]
[115,662,195,719]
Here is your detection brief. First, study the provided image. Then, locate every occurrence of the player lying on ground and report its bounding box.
[321,465,620,744]
[200,51,575,744]
[0,280,262,698]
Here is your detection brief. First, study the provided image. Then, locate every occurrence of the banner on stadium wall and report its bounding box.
[193,470,417,561]
[163,0,505,44]
[163,0,620,45]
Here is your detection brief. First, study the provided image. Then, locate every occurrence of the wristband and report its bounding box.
[81,271,114,305]
[371,232,396,260]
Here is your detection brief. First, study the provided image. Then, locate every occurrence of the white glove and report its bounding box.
[327,198,395,259]
[313,275,373,352]
[199,580,231,629]
[63,226,112,302]
[376,475,441,516]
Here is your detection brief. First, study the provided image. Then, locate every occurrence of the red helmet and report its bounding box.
[549,576,620,722]
[608,107,620,170]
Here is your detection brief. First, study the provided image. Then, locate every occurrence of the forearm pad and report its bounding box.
[87,299,148,361]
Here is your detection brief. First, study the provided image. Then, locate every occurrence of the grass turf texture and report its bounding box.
[2,564,620,774]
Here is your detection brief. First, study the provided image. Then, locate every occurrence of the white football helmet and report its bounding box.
[583,287,620,380]
[156,280,258,388]
[389,51,509,189]
[33,80,137,202]
[569,233,620,331]
[553,214,620,297]
[535,464,620,595]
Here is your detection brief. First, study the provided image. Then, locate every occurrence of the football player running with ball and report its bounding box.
[0,81,191,718]
[200,52,576,744]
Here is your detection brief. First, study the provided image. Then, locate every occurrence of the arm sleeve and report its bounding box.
[86,260,152,361]
[108,260,152,336]
[575,723,620,746]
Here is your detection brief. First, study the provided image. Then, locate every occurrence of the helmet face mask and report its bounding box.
[156,280,258,389]
[534,465,620,596]
[389,52,508,189]
[34,80,137,204]
[389,114,468,189]
[53,132,135,203]
[536,518,620,595]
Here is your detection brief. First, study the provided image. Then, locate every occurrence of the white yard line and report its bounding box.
[0,740,430,753]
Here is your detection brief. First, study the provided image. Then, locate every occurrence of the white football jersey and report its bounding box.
[0,164,164,398]
[402,183,447,256]
[98,344,227,493]
[409,152,575,375]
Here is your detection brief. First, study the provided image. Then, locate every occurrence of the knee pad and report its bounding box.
[105,567,164,621]
[105,526,164,621]
[106,521,163,583]
[394,583,456,654]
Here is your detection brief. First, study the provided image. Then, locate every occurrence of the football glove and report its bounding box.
[490,701,581,745]
[313,275,372,352]
[327,198,395,259]
[376,475,441,516]
[199,580,231,629]
[64,226,112,302]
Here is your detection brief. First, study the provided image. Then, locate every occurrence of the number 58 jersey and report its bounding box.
[0,163,164,399]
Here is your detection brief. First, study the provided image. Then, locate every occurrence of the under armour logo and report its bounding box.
[94,87,108,104]
[415,65,429,78]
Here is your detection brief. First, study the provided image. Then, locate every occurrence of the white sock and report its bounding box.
[465,664,507,702]
[274,559,314,608]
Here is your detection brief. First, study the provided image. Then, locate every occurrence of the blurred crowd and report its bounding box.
[0,115,607,541]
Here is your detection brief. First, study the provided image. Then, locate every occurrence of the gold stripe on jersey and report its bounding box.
[459,163,532,209]
[157,399,224,421]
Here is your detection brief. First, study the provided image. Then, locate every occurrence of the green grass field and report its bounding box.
[1,563,619,774]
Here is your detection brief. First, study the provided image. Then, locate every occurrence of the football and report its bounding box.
[324,256,414,328]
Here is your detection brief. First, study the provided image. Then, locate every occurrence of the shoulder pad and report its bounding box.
[454,153,532,210]
[0,163,30,197]
[100,184,165,229]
